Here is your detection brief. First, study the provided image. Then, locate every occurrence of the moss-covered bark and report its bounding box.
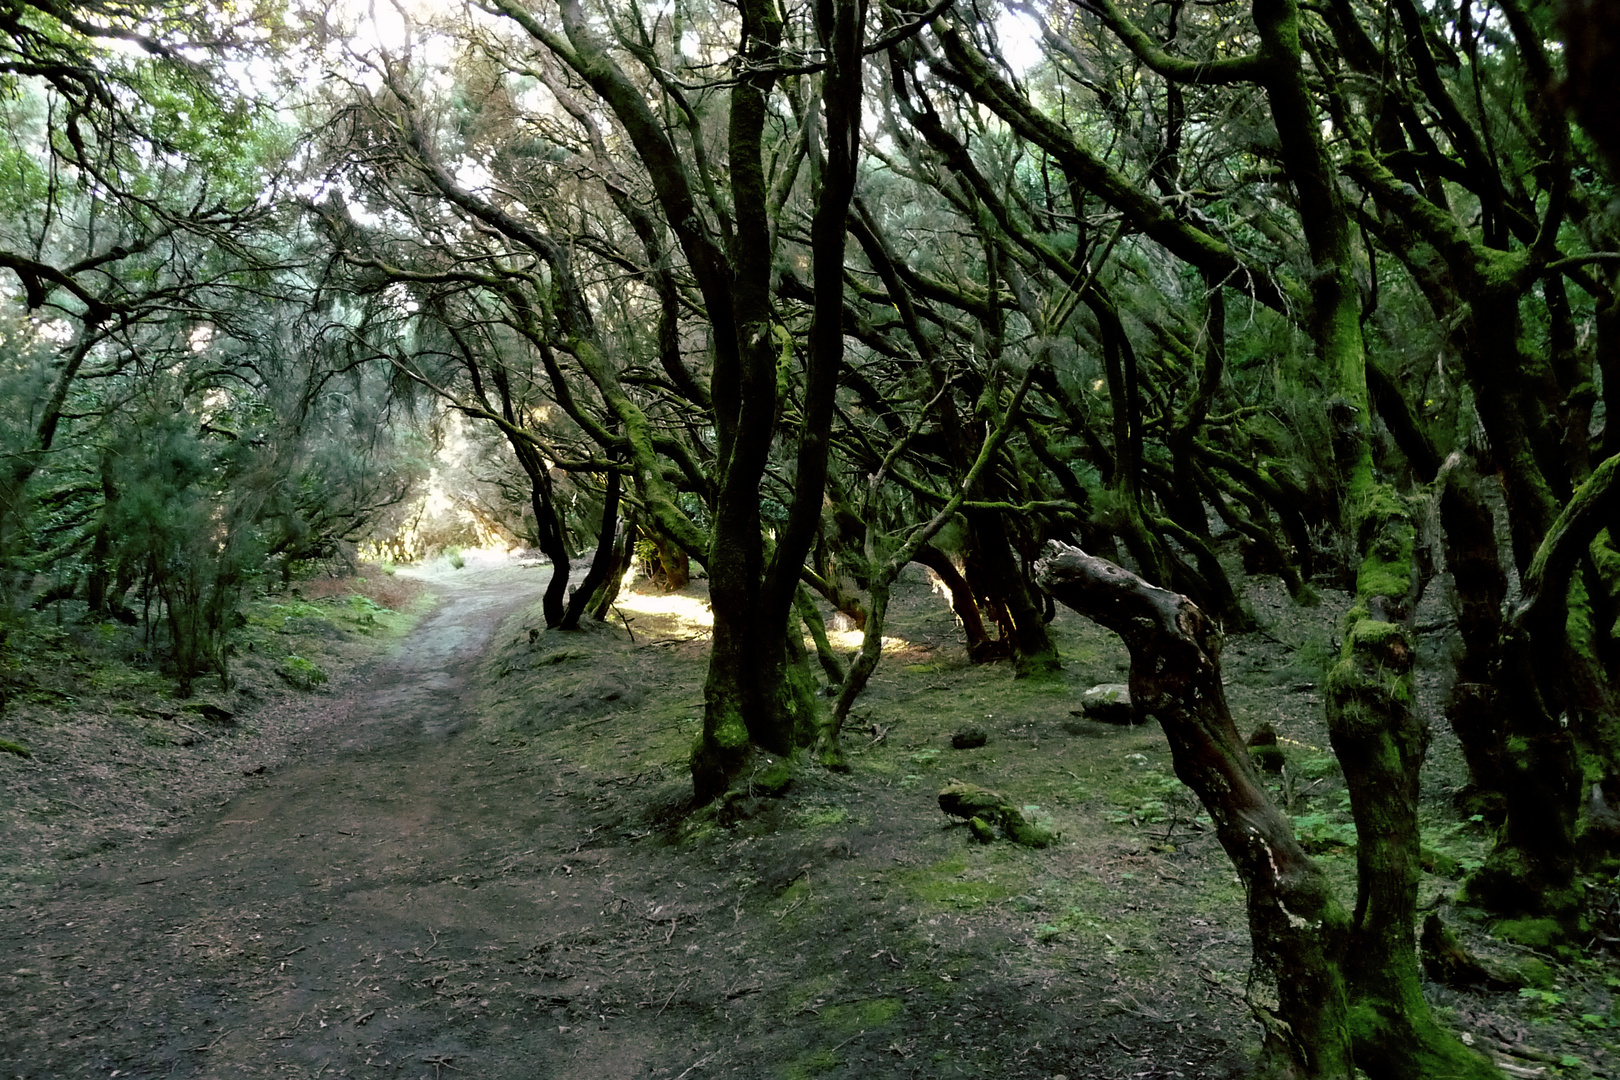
[1248,1,1496,1072]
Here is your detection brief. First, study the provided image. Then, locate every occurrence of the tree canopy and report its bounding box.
[4,0,1620,1075]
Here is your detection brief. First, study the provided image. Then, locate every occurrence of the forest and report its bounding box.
[4,0,1620,1077]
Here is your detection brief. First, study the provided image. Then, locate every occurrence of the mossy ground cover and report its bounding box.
[5,562,1618,1079]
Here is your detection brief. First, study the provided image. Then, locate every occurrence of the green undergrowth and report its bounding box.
[449,570,1616,1078]
[0,571,425,713]
[476,586,706,782]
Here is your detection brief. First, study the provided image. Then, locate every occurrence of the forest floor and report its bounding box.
[3,554,1619,1079]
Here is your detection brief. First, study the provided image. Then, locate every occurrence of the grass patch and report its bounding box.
[792,804,849,828]
[277,655,329,690]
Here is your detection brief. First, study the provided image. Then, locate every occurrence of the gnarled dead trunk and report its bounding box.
[1036,541,1355,1079]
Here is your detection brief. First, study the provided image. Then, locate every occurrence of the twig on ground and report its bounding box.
[672,1051,717,1080]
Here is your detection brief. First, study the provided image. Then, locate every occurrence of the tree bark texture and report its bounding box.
[1038,540,1500,1078]
[1035,541,1355,1079]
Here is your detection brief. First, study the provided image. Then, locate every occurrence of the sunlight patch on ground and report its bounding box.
[614,590,714,640]
[824,628,912,653]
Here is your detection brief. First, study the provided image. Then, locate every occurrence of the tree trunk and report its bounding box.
[1438,469,1510,819]
[1248,2,1498,1071]
[795,583,846,687]
[913,543,998,662]
[561,471,620,631]
[650,530,689,590]
[590,512,638,621]
[1036,542,1355,1079]
[520,450,572,628]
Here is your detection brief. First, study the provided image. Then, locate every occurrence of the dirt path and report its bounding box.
[3,564,595,1078]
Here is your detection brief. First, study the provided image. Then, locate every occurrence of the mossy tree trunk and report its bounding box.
[1462,455,1620,919]
[1323,0,1618,921]
[559,471,619,631]
[1438,469,1510,820]
[1070,0,1501,1071]
[503,0,867,802]
[690,0,869,798]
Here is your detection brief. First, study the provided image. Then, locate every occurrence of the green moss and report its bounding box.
[1491,917,1563,948]
[1349,483,1414,606]
[1516,957,1556,989]
[714,713,750,750]
[907,877,1012,906]
[780,1048,841,1079]
[1591,530,1620,589]
[752,758,793,797]
[277,655,328,690]
[1004,817,1054,848]
[898,856,1013,908]
[938,781,1055,847]
[792,804,848,828]
[1566,571,1599,664]
[821,996,902,1032]
[0,737,32,759]
[1348,618,1405,648]
[1356,554,1410,603]
[1325,658,1362,699]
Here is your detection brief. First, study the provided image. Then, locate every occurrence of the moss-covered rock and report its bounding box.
[751,758,794,798]
[0,738,31,759]
[1246,722,1285,774]
[1490,917,1563,949]
[1004,816,1055,848]
[938,782,1054,848]
[939,782,1008,821]
[1079,683,1134,723]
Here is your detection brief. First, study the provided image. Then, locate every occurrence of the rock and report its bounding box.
[938,782,1055,848]
[1079,684,1135,724]
[951,726,989,750]
[1420,913,1524,990]
[939,781,1008,821]
[1005,817,1055,848]
[1246,721,1285,774]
